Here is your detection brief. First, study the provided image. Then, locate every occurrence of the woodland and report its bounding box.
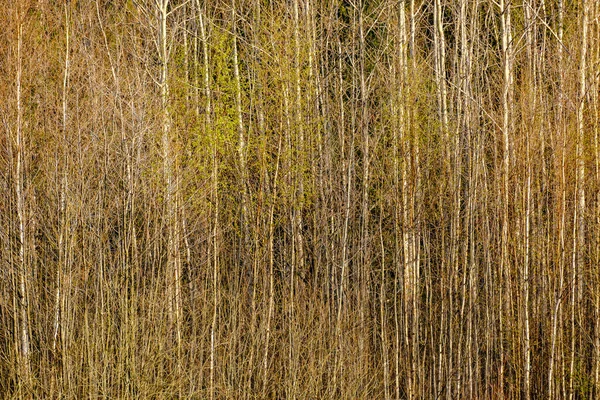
[1,0,600,398]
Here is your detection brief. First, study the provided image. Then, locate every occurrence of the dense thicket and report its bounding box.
[1,0,599,398]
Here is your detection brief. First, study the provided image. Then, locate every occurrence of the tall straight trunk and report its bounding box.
[53,1,71,359]
[434,0,448,133]
[410,4,422,397]
[398,0,420,396]
[13,6,31,391]
[210,158,219,400]
[467,1,480,395]
[157,0,183,377]
[263,134,282,396]
[524,118,532,400]
[230,12,249,382]
[548,1,565,397]
[522,2,538,397]
[292,0,305,283]
[499,0,513,394]
[192,2,200,118]
[433,1,449,397]
[576,0,589,269]
[336,32,353,393]
[454,0,478,395]
[288,1,305,395]
[593,3,600,394]
[232,0,249,278]
[243,4,265,395]
[392,4,407,397]
[195,4,218,398]
[55,2,74,392]
[379,216,389,400]
[393,4,416,398]
[570,3,588,398]
[357,0,371,382]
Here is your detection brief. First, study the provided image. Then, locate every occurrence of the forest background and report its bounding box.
[1,0,600,398]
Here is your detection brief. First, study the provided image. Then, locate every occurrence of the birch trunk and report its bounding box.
[548,1,565,397]
[570,3,588,398]
[499,0,513,394]
[14,7,31,391]
[156,0,183,378]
